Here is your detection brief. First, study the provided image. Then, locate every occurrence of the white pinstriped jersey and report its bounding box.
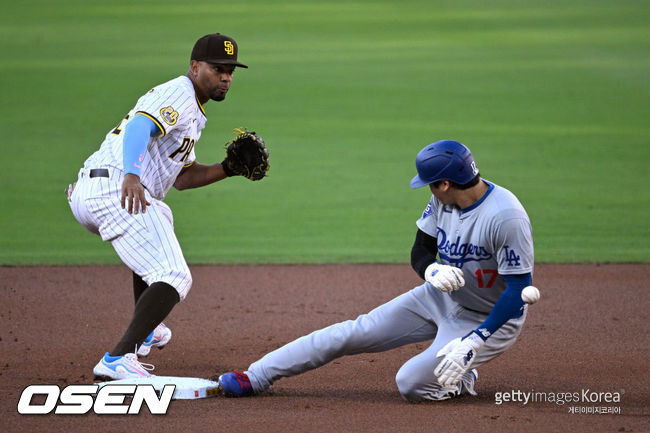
[416,180,534,313]
[84,75,207,200]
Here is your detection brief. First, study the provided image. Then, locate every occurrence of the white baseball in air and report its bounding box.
[521,286,540,304]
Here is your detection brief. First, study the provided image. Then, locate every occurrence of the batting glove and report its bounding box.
[434,332,485,387]
[425,262,465,292]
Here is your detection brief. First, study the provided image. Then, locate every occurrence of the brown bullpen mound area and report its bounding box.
[2,264,649,432]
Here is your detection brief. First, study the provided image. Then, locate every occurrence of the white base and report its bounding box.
[96,376,220,400]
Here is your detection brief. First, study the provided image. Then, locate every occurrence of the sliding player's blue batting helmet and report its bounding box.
[410,140,479,188]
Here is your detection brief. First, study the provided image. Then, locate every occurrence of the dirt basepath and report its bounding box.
[2,264,648,432]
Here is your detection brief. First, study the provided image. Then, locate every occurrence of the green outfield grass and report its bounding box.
[0,0,648,264]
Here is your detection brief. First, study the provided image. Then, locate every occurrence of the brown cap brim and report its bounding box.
[206,59,248,68]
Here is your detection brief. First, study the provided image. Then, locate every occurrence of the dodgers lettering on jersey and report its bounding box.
[416,180,534,313]
[83,76,207,200]
[435,227,493,265]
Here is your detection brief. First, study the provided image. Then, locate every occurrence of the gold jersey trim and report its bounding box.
[195,95,206,116]
[136,111,166,137]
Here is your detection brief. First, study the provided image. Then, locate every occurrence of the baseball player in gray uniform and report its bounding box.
[68,33,259,380]
[218,140,534,401]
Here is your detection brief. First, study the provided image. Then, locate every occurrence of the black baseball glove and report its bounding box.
[221,128,270,181]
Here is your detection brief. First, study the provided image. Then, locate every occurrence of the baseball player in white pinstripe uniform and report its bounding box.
[68,33,256,380]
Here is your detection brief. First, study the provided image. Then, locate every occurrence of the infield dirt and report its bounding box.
[2,264,648,432]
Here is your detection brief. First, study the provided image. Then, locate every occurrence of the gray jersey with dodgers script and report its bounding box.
[416,180,534,313]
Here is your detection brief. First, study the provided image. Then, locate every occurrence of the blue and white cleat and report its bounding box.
[93,352,154,381]
[137,323,172,357]
[218,371,254,397]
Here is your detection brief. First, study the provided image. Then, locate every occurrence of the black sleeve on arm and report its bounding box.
[410,229,438,279]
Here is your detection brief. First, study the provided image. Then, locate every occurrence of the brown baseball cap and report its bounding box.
[191,33,248,68]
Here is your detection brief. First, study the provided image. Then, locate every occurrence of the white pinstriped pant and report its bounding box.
[68,167,192,300]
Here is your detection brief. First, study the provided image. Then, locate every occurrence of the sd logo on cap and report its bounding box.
[191,33,248,68]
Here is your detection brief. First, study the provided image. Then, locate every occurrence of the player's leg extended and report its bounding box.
[107,199,192,356]
[246,283,439,393]
[395,303,527,402]
[131,271,173,357]
[71,171,187,378]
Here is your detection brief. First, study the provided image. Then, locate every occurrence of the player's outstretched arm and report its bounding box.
[174,128,270,190]
[173,162,229,190]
